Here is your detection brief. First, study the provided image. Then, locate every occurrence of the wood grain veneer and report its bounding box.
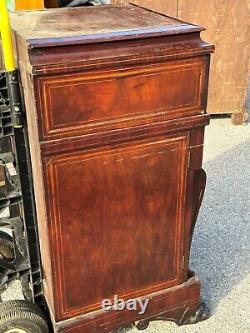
[11,5,214,332]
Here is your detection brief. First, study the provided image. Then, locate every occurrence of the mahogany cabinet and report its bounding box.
[10,5,214,332]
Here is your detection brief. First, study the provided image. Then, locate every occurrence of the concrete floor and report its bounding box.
[3,117,250,333]
[130,117,250,333]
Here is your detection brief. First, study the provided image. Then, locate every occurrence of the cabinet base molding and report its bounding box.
[55,275,203,333]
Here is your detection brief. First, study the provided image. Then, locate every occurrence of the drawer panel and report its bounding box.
[37,57,207,140]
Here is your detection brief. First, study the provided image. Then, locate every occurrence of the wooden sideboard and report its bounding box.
[10,5,214,333]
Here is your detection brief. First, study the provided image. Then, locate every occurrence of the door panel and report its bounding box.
[44,134,189,320]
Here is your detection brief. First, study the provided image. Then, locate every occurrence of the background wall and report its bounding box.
[113,0,250,123]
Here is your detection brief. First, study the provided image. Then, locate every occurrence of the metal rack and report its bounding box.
[0,70,43,306]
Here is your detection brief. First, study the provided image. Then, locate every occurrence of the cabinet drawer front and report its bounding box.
[44,134,188,320]
[37,58,207,140]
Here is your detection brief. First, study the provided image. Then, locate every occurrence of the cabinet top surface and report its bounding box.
[10,4,202,48]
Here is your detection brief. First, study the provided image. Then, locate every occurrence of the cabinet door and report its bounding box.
[44,133,189,320]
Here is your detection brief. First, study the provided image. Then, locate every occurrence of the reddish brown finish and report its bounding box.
[45,134,188,320]
[11,5,214,333]
[60,276,200,333]
[10,5,203,47]
[37,58,207,140]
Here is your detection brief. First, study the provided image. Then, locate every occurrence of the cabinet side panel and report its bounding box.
[18,68,55,313]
